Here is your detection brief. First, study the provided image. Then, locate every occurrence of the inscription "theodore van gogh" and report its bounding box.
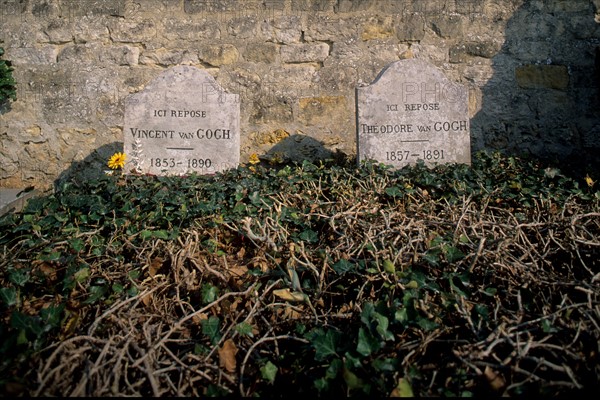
[360,120,467,134]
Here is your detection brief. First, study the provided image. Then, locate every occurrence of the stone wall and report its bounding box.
[1,0,599,190]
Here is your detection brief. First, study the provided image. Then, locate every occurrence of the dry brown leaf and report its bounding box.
[37,262,57,282]
[149,256,164,278]
[218,339,238,373]
[228,264,248,278]
[236,246,246,259]
[273,289,306,303]
[141,292,153,307]
[192,313,208,325]
[339,303,353,313]
[282,305,303,319]
[484,366,506,391]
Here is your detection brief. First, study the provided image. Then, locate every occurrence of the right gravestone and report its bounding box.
[356,59,470,168]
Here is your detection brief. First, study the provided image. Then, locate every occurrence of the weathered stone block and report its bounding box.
[515,65,570,90]
[507,41,554,62]
[449,41,501,63]
[361,17,395,41]
[184,0,237,13]
[412,44,447,64]
[261,16,303,44]
[104,45,140,66]
[200,44,240,66]
[316,64,360,91]
[109,20,157,43]
[551,0,593,13]
[395,17,425,42]
[281,43,330,63]
[334,0,374,13]
[249,129,290,146]
[243,43,278,63]
[139,48,197,67]
[298,96,348,126]
[292,0,333,13]
[227,17,259,39]
[10,46,57,65]
[264,65,318,91]
[250,95,294,124]
[569,15,600,40]
[73,17,111,42]
[304,16,360,41]
[163,19,221,41]
[431,15,464,39]
[43,19,74,44]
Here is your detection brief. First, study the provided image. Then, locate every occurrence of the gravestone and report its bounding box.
[356,59,470,168]
[124,65,240,175]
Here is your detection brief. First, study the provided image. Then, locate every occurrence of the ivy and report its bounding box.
[0,47,16,105]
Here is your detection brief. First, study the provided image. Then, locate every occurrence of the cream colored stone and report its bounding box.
[361,17,395,41]
[200,44,240,66]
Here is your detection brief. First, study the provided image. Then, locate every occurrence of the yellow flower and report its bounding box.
[108,152,126,169]
[585,174,595,188]
[248,153,260,165]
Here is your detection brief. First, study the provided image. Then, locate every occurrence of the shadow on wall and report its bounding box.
[54,135,340,189]
[0,100,11,116]
[262,133,342,165]
[470,0,600,173]
[54,142,123,191]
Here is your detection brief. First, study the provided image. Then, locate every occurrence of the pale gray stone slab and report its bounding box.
[124,66,240,176]
[356,59,471,168]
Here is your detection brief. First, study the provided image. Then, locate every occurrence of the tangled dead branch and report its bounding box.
[1,155,598,396]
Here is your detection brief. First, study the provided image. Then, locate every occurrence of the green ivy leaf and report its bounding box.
[40,304,65,329]
[343,366,364,391]
[84,285,108,304]
[9,269,30,287]
[385,186,403,197]
[311,329,340,361]
[416,317,438,332]
[0,287,17,306]
[356,327,381,357]
[235,321,254,337]
[444,245,465,263]
[69,238,85,252]
[40,251,61,262]
[10,311,44,338]
[391,377,414,397]
[299,229,318,243]
[260,361,278,383]
[201,316,221,345]
[332,259,355,275]
[373,313,394,342]
[423,251,440,267]
[74,267,90,283]
[201,283,218,304]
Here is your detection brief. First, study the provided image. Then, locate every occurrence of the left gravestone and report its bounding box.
[123,66,240,175]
